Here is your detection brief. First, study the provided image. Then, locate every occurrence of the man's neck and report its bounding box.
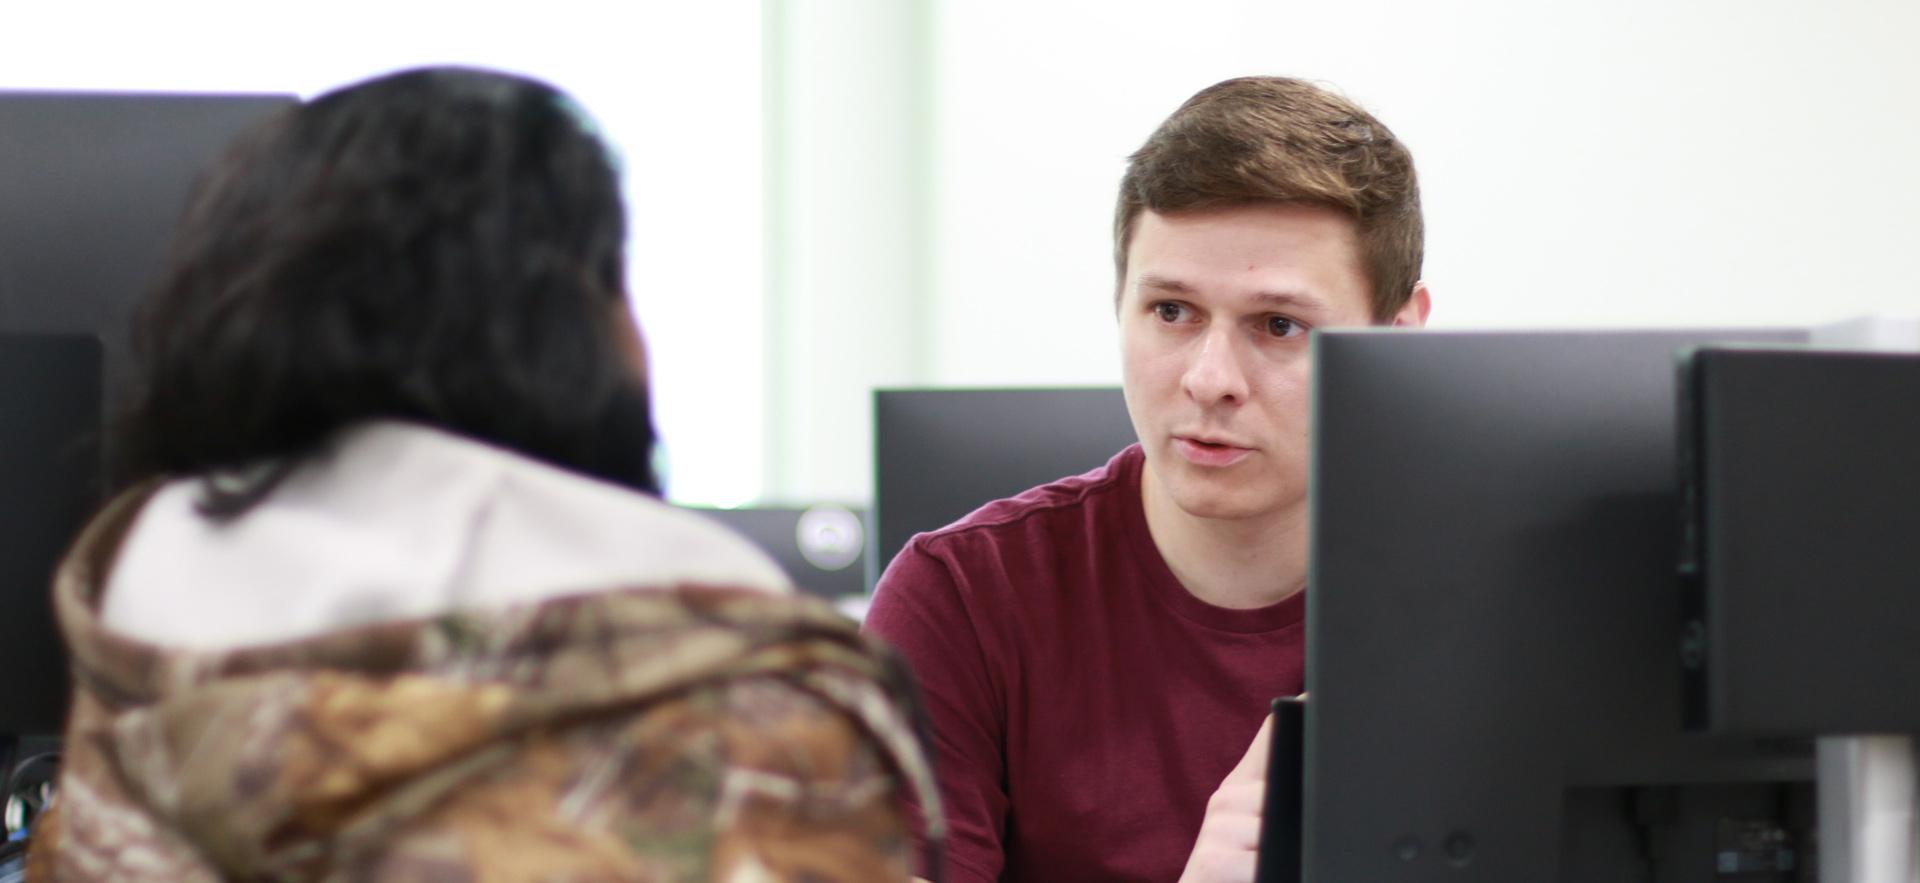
[1140,460,1308,610]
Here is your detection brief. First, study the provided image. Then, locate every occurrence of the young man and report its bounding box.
[864,76,1432,883]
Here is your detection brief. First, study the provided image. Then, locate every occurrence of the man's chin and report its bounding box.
[1145,450,1293,523]
[1166,486,1274,523]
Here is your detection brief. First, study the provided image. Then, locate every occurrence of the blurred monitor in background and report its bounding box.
[687,504,868,609]
[868,387,1136,585]
[0,92,295,436]
[2,89,293,743]
[0,335,100,739]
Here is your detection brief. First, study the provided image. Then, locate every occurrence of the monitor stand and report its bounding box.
[1808,318,1920,883]
[1818,736,1917,883]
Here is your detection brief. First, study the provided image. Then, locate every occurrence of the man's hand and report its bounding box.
[1178,713,1273,883]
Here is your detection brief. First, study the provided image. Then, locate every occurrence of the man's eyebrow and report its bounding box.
[1135,274,1194,295]
[1128,272,1328,314]
[1139,274,1330,311]
[1250,290,1329,312]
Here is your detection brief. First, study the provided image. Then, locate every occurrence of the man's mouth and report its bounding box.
[1173,436,1254,468]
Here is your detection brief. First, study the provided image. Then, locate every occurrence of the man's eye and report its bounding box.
[1153,302,1188,323]
[1268,316,1302,337]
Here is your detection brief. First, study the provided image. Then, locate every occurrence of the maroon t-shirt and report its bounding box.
[864,445,1306,883]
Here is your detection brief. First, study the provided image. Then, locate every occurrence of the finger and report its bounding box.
[1226,712,1276,784]
[1207,781,1266,817]
[1189,848,1260,882]
[1216,814,1265,851]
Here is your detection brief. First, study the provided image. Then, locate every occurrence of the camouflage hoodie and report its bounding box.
[29,484,944,882]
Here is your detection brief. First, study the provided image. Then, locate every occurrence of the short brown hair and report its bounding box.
[1114,77,1423,321]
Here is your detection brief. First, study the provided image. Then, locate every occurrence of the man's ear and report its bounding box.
[1392,282,1433,328]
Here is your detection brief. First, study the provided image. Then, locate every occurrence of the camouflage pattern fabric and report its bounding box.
[29,485,943,882]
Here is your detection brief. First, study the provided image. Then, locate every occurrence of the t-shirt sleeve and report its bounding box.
[863,538,1008,883]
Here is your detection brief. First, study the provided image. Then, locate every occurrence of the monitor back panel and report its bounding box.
[1307,329,1809,882]
[1690,348,1920,734]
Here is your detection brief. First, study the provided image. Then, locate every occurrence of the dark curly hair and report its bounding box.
[110,66,658,512]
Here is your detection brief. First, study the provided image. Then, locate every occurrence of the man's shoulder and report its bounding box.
[915,444,1143,555]
[864,444,1147,661]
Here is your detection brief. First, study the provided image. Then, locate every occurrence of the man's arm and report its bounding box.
[863,541,1009,883]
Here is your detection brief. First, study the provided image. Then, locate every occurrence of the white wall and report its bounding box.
[761,0,931,505]
[9,1,1918,507]
[927,0,1920,391]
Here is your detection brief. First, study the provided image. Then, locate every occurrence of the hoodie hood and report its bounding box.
[100,421,790,650]
[39,484,942,882]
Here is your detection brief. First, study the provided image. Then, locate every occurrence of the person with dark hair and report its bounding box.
[31,66,941,882]
[864,77,1433,883]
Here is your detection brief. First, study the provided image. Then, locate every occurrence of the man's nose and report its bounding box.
[1181,327,1250,405]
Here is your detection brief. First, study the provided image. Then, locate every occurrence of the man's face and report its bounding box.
[1119,202,1424,524]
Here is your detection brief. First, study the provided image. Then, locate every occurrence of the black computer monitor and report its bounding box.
[685,504,870,602]
[1,91,292,739]
[0,335,103,738]
[0,91,294,439]
[869,387,1137,591]
[1682,346,1920,736]
[1304,328,1816,882]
